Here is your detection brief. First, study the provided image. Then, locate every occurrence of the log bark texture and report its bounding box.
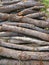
[0,13,49,28]
[1,37,49,46]
[0,40,49,51]
[17,6,45,16]
[0,1,40,13]
[25,12,46,18]
[1,24,49,41]
[1,22,49,34]
[0,47,49,60]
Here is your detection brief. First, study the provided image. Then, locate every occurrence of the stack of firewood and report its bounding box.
[0,0,49,65]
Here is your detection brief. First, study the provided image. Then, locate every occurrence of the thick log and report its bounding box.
[0,40,33,51]
[17,6,45,16]
[0,40,49,51]
[0,13,49,28]
[2,22,49,34]
[9,37,49,45]
[1,37,49,46]
[0,0,20,5]
[19,17,49,28]
[0,1,40,13]
[7,14,49,28]
[25,12,46,18]
[1,24,49,41]
[0,47,49,60]
[0,59,49,65]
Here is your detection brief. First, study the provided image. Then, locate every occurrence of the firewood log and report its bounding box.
[0,1,40,13]
[1,24,49,41]
[25,12,46,18]
[0,47,49,60]
[0,13,48,28]
[1,22,49,34]
[17,6,45,16]
[1,37,49,46]
[0,40,49,51]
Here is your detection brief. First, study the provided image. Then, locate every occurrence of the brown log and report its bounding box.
[1,24,49,41]
[0,40,49,51]
[1,36,49,46]
[0,13,22,21]
[17,6,45,16]
[0,1,40,13]
[0,40,33,51]
[8,14,49,28]
[19,17,49,28]
[8,36,49,46]
[0,47,49,60]
[25,12,46,18]
[0,13,49,28]
[1,22,49,34]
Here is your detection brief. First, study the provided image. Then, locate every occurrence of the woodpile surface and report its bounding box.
[0,0,49,65]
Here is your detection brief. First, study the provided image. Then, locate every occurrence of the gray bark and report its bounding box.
[1,24,49,41]
[17,6,44,16]
[0,13,48,28]
[1,37,49,46]
[0,40,49,51]
[0,40,34,51]
[1,22,49,34]
[0,47,49,60]
[0,1,40,13]
[25,12,46,18]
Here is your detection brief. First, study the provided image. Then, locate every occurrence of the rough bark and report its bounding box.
[25,12,46,18]
[0,47,49,60]
[0,13,49,28]
[1,37,49,46]
[0,1,40,13]
[0,40,49,51]
[19,17,49,28]
[0,40,34,51]
[2,22,49,34]
[17,6,45,16]
[1,24,49,41]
